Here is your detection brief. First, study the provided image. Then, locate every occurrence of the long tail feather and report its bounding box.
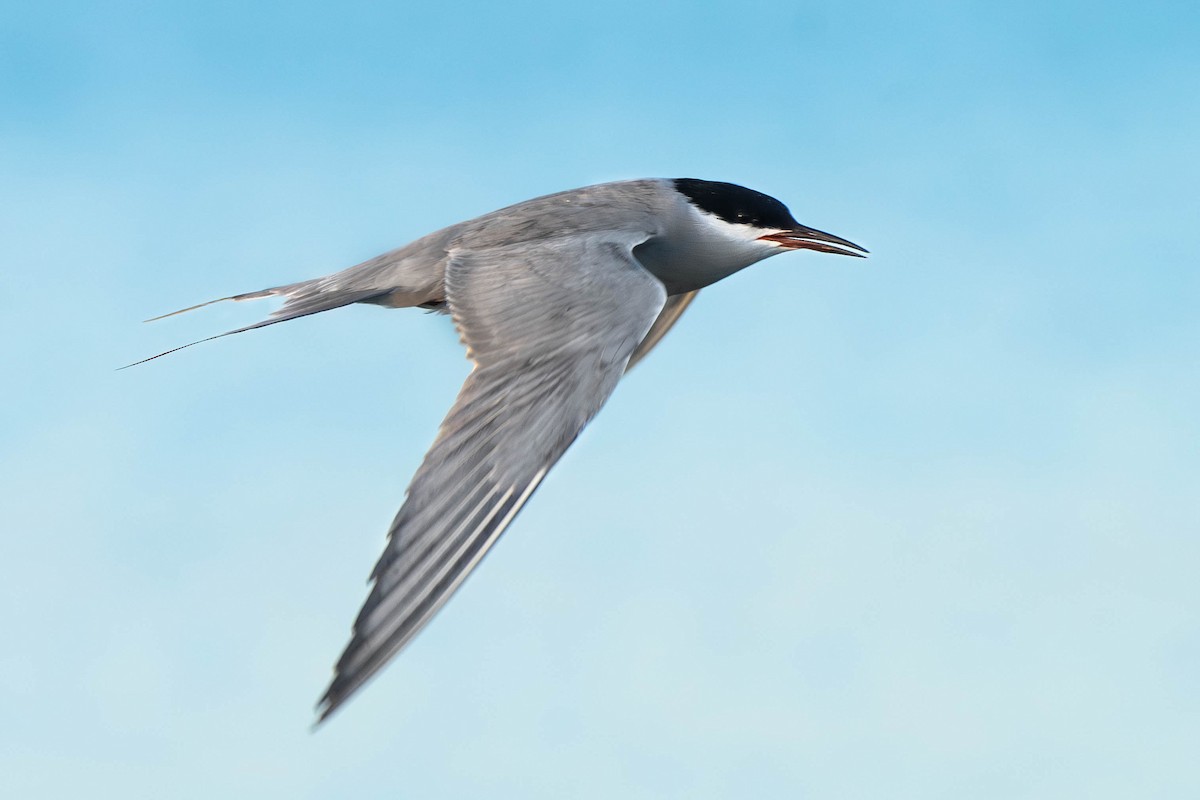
[123,284,387,369]
[142,288,278,323]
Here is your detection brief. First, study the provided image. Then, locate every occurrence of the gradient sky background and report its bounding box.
[3,1,1198,797]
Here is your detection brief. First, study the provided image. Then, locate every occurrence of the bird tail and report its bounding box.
[121,279,388,369]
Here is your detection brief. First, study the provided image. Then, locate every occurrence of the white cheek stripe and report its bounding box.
[691,207,784,244]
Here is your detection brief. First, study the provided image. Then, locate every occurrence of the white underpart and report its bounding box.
[633,202,790,294]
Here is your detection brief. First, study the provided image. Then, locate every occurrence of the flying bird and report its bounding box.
[139,178,867,722]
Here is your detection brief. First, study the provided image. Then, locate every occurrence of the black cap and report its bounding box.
[672,178,799,230]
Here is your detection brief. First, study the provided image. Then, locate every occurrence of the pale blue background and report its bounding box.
[2,1,1198,797]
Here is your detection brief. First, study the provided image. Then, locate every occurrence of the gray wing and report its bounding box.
[625,290,699,371]
[317,232,667,721]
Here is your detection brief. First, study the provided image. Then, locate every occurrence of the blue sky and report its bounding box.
[2,1,1198,797]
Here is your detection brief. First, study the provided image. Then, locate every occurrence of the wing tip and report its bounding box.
[312,668,371,728]
[312,695,340,729]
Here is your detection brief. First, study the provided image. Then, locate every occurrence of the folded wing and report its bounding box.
[626,290,699,371]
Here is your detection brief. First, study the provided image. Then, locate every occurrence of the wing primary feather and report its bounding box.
[366,483,506,625]
[316,469,547,723]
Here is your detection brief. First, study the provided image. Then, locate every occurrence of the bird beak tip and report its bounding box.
[759,227,869,258]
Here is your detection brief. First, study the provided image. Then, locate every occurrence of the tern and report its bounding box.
[139,178,867,722]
